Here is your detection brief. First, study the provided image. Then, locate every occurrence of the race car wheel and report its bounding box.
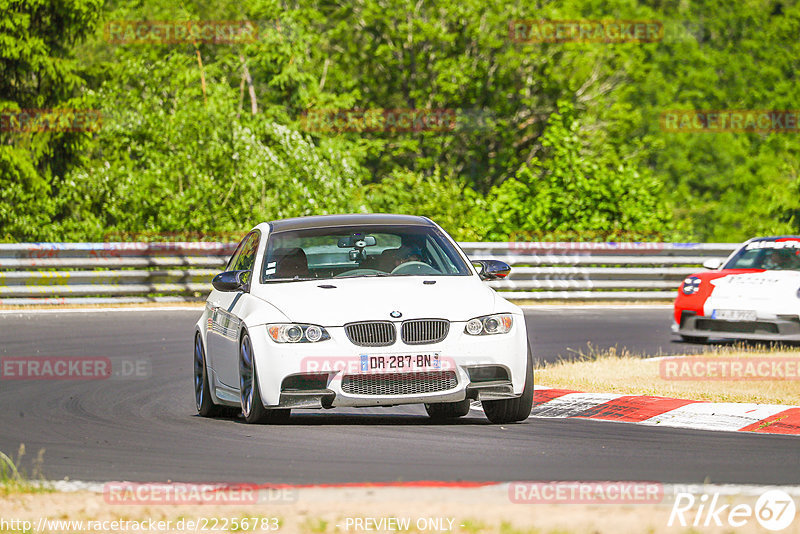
[239,331,290,424]
[424,399,471,420]
[482,345,534,424]
[194,334,224,417]
[680,335,708,344]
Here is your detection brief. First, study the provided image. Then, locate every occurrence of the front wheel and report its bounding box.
[482,345,534,424]
[424,399,471,420]
[239,331,290,424]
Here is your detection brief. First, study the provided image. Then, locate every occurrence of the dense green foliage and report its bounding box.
[1,0,798,242]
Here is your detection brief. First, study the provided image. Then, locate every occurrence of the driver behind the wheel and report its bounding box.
[761,248,798,270]
[392,245,424,269]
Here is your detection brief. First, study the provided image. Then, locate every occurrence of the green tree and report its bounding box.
[477,102,674,242]
[0,0,103,240]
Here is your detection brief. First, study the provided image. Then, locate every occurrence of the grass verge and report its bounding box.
[536,346,800,405]
[0,444,48,496]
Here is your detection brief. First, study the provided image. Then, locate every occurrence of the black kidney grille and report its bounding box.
[401,319,450,345]
[344,321,396,347]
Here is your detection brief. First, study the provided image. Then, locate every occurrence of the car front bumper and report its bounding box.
[249,320,529,408]
[674,311,800,341]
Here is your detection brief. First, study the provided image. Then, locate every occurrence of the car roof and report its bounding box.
[268,214,435,233]
[746,235,800,243]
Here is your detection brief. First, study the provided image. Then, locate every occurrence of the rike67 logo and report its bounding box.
[669,489,796,531]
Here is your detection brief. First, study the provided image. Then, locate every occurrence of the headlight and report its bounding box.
[797,286,800,299]
[681,276,701,295]
[464,314,513,336]
[267,324,330,343]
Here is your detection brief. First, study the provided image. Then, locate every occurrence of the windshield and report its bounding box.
[261,224,472,282]
[724,239,800,271]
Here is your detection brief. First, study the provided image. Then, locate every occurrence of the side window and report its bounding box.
[224,235,249,271]
[232,231,260,272]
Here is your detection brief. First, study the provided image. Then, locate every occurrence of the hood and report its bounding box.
[707,270,800,314]
[250,276,503,326]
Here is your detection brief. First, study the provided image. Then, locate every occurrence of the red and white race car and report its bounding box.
[673,236,800,343]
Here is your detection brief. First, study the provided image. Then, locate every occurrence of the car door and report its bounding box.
[207,231,260,388]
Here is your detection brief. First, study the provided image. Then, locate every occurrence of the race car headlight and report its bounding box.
[465,314,513,335]
[267,324,330,343]
[681,276,702,295]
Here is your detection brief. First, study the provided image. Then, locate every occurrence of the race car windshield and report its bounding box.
[261,225,471,281]
[724,240,800,271]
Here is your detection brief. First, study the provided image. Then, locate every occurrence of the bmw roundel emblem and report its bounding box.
[390,310,402,318]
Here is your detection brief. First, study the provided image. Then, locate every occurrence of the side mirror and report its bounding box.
[212,270,250,292]
[702,258,723,270]
[473,260,511,281]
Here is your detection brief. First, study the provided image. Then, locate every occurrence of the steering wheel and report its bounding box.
[390,261,439,275]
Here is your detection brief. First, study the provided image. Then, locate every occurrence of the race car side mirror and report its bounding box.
[702,258,723,270]
[212,270,250,292]
[473,260,511,280]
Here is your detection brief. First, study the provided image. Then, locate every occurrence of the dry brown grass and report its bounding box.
[536,345,800,405]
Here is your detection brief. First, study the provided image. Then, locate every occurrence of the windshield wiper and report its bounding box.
[263,277,318,283]
[334,272,393,279]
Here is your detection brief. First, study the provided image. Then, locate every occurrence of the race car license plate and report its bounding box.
[360,352,441,373]
[713,309,757,322]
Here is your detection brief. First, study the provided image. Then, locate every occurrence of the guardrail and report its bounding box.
[0,242,738,305]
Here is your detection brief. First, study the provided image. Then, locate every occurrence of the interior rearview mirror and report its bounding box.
[338,235,377,248]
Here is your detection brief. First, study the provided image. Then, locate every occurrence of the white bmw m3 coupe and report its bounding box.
[194,214,533,424]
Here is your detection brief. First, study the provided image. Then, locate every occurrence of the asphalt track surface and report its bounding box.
[0,308,797,485]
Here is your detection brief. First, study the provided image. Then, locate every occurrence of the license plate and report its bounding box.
[359,353,441,373]
[713,309,757,321]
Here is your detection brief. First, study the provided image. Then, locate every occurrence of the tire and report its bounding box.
[680,335,708,344]
[424,399,471,420]
[239,331,291,424]
[482,345,534,424]
[194,334,225,417]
